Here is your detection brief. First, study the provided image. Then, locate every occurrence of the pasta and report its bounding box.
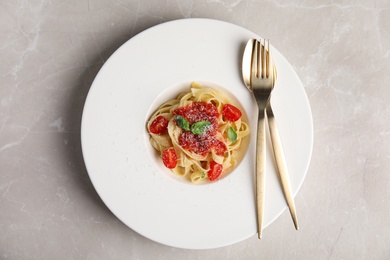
[147,82,250,183]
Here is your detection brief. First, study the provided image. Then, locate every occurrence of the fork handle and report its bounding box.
[266,103,299,230]
[256,106,266,239]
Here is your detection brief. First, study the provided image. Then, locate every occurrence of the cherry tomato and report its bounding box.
[149,116,169,134]
[162,147,177,169]
[207,161,223,181]
[222,104,242,122]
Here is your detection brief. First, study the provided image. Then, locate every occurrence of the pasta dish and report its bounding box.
[147,82,250,183]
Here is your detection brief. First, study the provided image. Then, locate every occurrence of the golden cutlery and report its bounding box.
[242,39,298,237]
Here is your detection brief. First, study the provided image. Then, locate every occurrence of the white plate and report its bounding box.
[81,18,313,249]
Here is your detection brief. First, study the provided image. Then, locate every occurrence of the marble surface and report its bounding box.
[1,0,389,259]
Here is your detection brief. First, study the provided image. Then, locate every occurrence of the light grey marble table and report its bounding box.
[1,1,389,259]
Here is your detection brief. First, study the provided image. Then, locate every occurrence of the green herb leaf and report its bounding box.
[191,121,211,135]
[175,115,190,131]
[228,127,237,143]
[201,172,205,179]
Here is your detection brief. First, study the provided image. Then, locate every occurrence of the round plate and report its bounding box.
[81,18,313,249]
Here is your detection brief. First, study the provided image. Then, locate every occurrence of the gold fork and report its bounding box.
[250,39,275,239]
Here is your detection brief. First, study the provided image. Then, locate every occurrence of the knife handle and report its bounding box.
[266,102,299,230]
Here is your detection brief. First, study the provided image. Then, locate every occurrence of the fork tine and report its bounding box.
[260,40,264,79]
[255,41,261,78]
[255,40,259,78]
[268,40,275,80]
[259,39,266,78]
[257,40,261,79]
[265,40,270,78]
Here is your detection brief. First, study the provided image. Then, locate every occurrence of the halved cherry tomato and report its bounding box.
[162,147,177,169]
[222,104,242,122]
[207,161,223,181]
[149,116,169,134]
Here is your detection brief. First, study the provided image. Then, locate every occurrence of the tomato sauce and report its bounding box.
[173,102,226,156]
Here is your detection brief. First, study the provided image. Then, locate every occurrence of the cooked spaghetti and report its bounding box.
[147,82,250,183]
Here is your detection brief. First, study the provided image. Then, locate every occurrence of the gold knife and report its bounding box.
[266,100,299,230]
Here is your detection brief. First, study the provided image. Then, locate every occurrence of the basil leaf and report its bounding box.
[191,121,211,135]
[201,172,205,179]
[228,127,237,143]
[175,115,190,131]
